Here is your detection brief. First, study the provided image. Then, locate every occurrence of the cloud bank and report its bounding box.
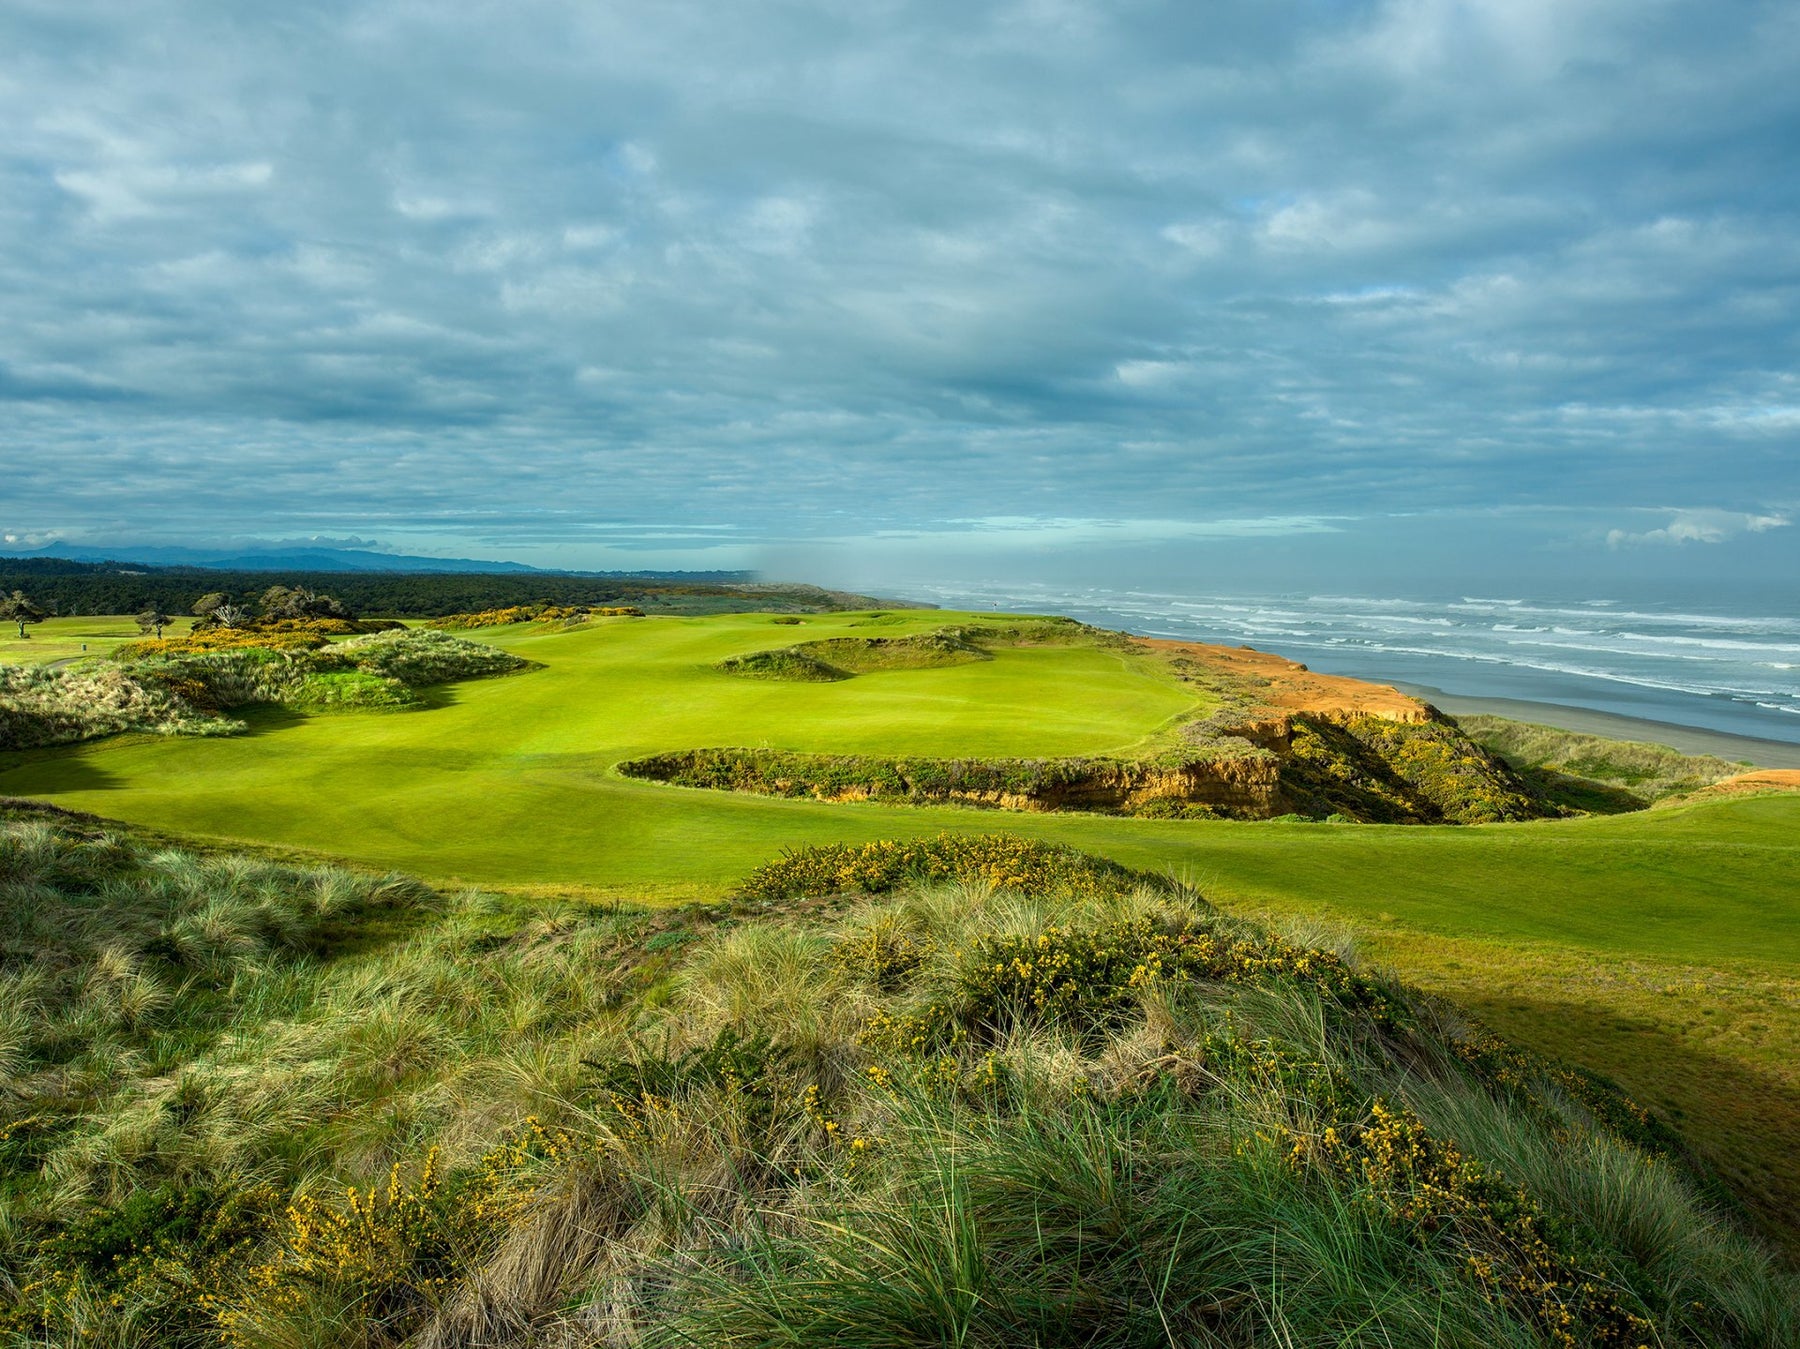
[0,0,1795,577]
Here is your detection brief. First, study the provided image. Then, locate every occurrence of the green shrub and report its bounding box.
[1283,715,1547,823]
[1,631,527,750]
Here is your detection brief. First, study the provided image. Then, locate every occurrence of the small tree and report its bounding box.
[260,585,352,622]
[0,590,46,638]
[192,593,249,630]
[136,607,171,638]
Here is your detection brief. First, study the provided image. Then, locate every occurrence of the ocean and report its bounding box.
[897,581,1800,746]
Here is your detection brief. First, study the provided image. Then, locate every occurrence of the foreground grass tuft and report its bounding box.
[2,817,1792,1346]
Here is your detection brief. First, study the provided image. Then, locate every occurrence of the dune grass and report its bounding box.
[1461,714,1746,811]
[5,817,1794,1347]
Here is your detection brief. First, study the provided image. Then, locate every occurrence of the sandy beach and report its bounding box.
[1393,684,1800,768]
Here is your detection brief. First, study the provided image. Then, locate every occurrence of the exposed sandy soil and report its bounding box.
[1137,638,1433,723]
[1683,768,1800,799]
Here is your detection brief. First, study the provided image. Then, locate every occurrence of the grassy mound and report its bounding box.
[714,646,852,681]
[715,631,992,682]
[0,630,528,750]
[0,663,243,748]
[734,831,1157,901]
[1462,716,1746,812]
[791,632,991,674]
[1283,714,1550,824]
[621,714,1549,824]
[716,628,1054,682]
[2,816,1793,1347]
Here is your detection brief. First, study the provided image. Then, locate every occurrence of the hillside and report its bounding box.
[2,807,1793,1347]
[4,610,1800,1258]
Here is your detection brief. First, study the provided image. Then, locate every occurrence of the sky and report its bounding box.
[2,0,1797,592]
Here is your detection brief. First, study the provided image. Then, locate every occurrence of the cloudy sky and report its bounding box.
[2,0,1796,588]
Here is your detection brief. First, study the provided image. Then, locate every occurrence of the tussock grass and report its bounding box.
[6,821,1792,1346]
[1461,714,1745,811]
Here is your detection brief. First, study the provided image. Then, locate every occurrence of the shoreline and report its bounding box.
[1392,683,1800,768]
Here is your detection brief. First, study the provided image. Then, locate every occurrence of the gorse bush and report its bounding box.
[2,815,1794,1347]
[114,617,403,660]
[426,604,642,630]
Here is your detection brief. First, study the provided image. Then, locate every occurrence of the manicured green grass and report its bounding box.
[0,613,199,664]
[0,611,1203,894]
[1,612,1792,966]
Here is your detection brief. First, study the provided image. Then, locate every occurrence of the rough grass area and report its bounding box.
[716,629,995,681]
[0,663,243,748]
[5,817,1793,1347]
[1461,715,1746,812]
[621,713,1548,824]
[0,630,527,750]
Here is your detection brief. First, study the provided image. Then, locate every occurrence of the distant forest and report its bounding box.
[0,558,905,617]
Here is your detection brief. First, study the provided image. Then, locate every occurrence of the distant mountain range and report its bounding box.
[0,541,750,580]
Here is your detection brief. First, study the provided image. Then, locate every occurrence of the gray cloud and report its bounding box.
[0,0,1795,575]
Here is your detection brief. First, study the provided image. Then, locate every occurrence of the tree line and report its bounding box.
[0,559,895,622]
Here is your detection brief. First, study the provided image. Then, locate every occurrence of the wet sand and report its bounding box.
[1393,684,1800,768]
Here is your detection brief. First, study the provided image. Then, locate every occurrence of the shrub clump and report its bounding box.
[1283,714,1549,823]
[735,832,1161,903]
[114,617,405,660]
[426,603,642,630]
[714,647,851,681]
[0,662,242,748]
[0,630,528,748]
